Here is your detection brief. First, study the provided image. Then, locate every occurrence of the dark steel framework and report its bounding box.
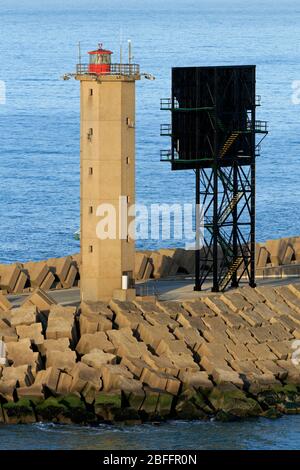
[161,66,268,292]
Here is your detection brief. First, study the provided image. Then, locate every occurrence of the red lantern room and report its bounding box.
[88,44,112,75]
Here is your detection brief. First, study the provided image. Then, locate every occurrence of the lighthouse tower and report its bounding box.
[76,45,140,302]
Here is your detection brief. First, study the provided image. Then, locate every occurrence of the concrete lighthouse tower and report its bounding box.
[75,44,140,302]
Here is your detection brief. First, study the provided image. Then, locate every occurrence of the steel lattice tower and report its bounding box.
[161,66,268,292]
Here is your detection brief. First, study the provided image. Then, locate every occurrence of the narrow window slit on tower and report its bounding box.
[89,206,93,214]
[126,117,135,128]
[89,167,93,175]
[88,128,93,141]
[89,245,93,253]
[89,88,93,96]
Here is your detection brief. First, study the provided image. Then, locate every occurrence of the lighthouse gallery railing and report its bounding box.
[76,63,140,76]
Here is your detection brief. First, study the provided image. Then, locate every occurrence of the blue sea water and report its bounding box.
[0,417,300,450]
[0,3,300,263]
[0,1,300,450]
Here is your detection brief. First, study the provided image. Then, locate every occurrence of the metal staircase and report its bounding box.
[205,217,244,291]
[220,132,240,158]
[219,256,244,291]
[204,167,247,290]
[205,217,233,256]
[208,109,225,132]
[218,191,244,224]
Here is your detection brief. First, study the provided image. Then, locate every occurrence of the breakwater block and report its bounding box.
[22,288,57,312]
[0,283,300,424]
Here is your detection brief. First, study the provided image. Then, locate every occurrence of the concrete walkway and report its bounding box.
[7,275,300,307]
[136,276,300,301]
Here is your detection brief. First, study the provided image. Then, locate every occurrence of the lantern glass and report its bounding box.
[89,54,111,65]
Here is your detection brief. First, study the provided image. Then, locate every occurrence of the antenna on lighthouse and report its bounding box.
[78,41,82,68]
[119,28,123,65]
[128,39,132,65]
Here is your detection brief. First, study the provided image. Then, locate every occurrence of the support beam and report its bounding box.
[194,169,201,291]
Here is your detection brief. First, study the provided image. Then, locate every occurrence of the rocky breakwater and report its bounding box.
[1,284,300,424]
